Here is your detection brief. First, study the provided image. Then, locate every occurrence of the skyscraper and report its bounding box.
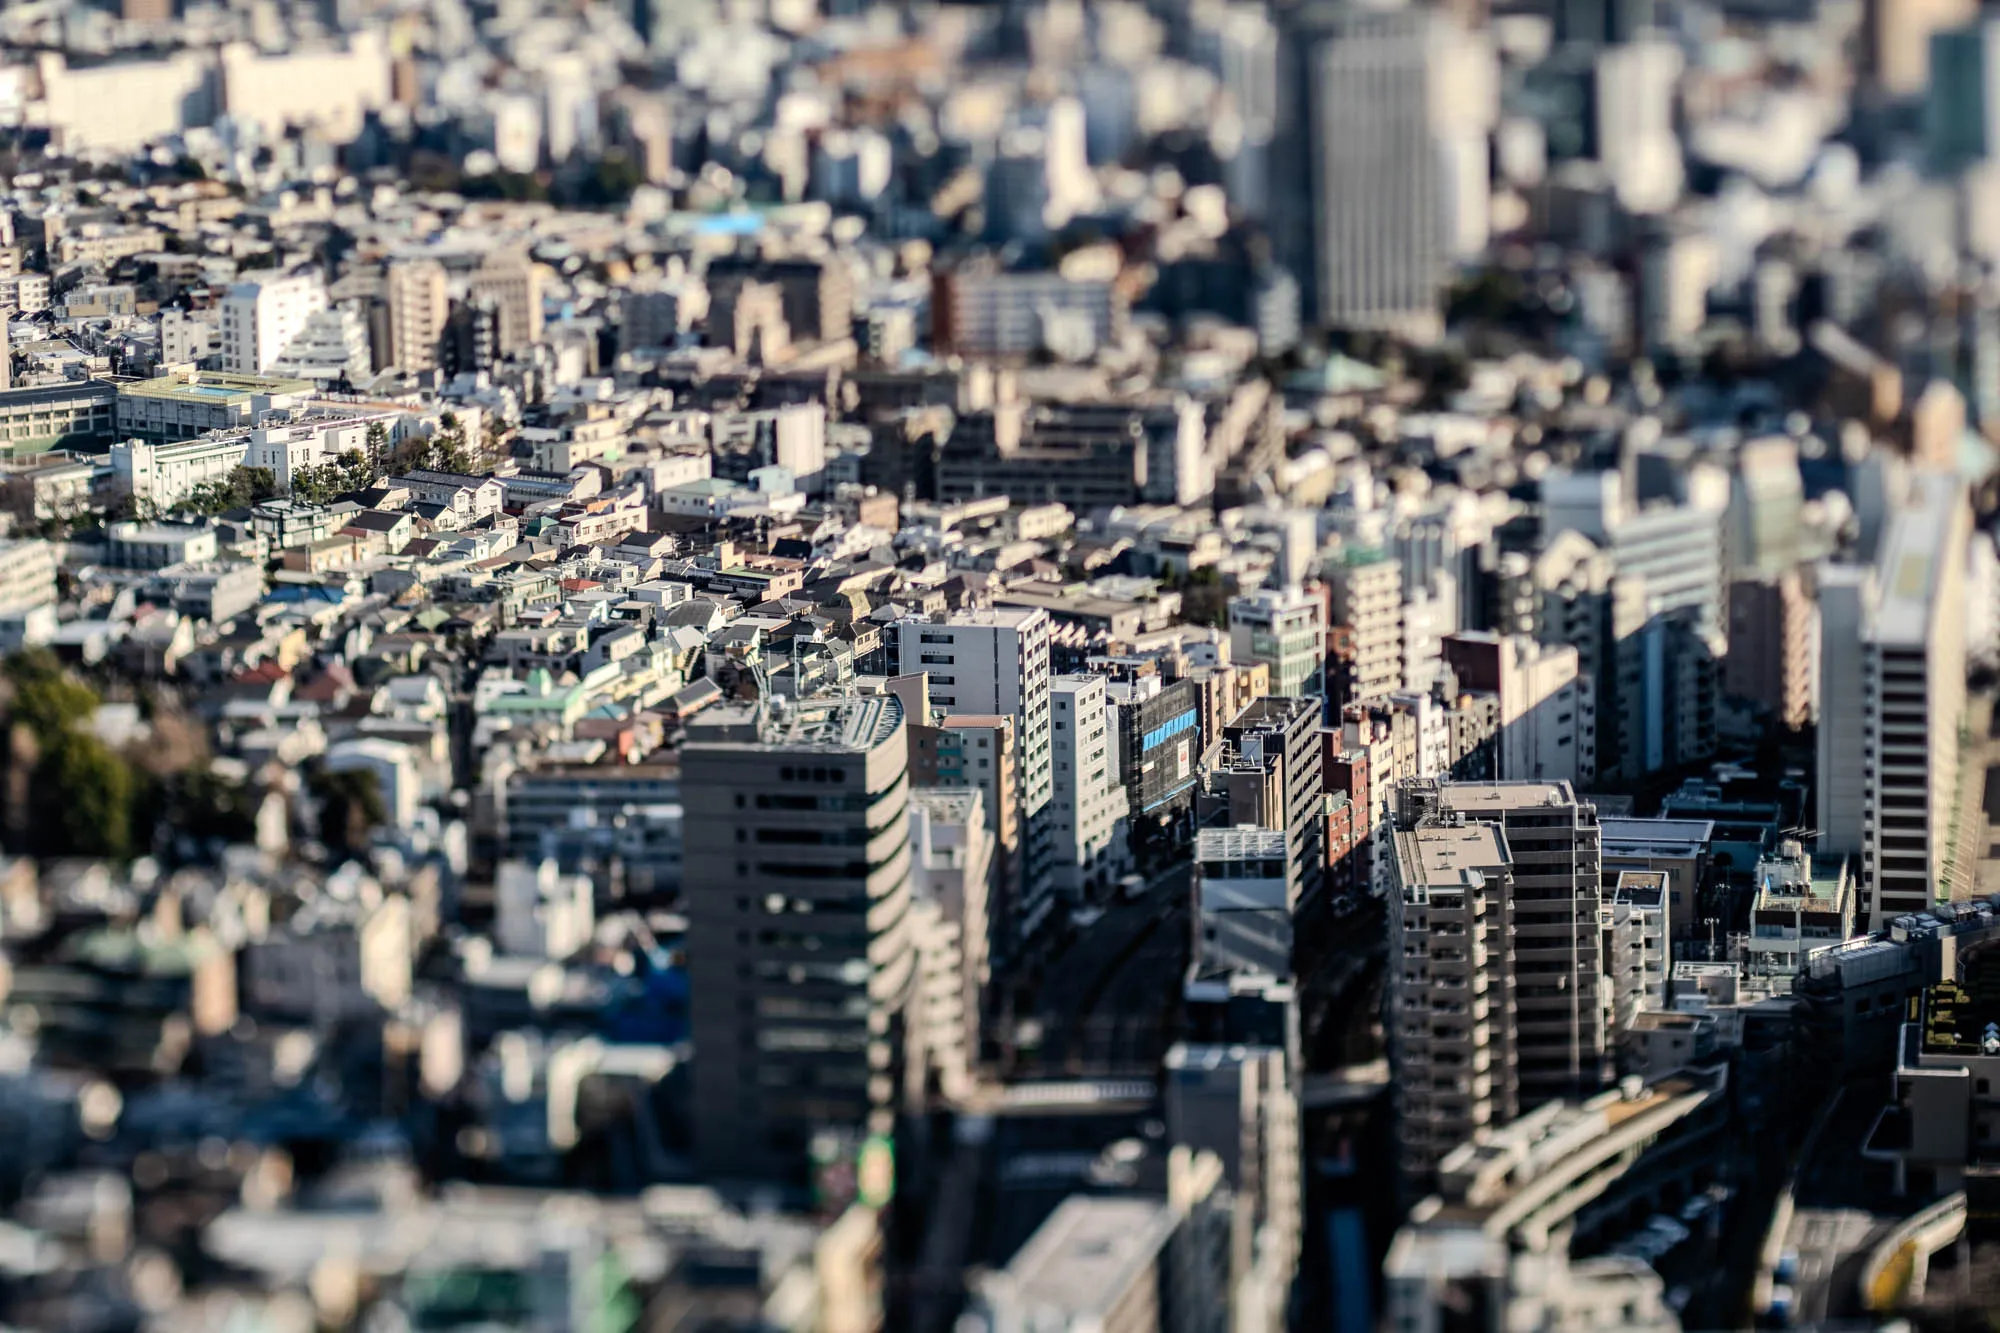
[1276,5,1494,337]
[1390,816,1516,1180]
[1924,18,2000,173]
[681,695,914,1182]
[1867,0,1978,99]
[466,249,545,356]
[1819,471,1974,929]
[910,714,1020,964]
[1220,697,1327,911]
[1327,549,1405,708]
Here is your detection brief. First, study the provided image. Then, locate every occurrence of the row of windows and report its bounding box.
[777,764,848,784]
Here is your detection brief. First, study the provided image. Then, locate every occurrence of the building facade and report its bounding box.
[681,695,914,1182]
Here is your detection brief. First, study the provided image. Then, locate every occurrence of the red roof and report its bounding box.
[231,659,290,686]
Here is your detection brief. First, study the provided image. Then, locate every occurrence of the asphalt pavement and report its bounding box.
[1009,860,1192,1075]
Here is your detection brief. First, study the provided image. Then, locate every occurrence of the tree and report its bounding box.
[42,730,133,859]
[427,412,472,473]
[482,415,510,468]
[162,765,258,846]
[308,766,386,861]
[6,649,98,736]
[179,466,277,516]
[1,650,137,859]
[290,449,376,506]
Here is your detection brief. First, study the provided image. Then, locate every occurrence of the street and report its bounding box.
[1006,860,1193,1076]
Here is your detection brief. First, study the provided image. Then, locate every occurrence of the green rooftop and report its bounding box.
[118,372,315,403]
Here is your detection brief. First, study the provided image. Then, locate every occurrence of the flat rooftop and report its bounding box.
[1439,780,1578,812]
[1611,870,1667,905]
[119,372,313,402]
[1196,826,1289,862]
[685,693,904,755]
[996,1196,1177,1319]
[1398,824,1508,886]
[1875,470,1965,646]
[1600,816,1714,855]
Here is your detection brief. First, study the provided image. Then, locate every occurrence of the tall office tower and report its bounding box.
[1402,570,1458,692]
[1729,437,1807,578]
[1400,780,1616,1112]
[895,609,1055,938]
[1106,675,1202,841]
[681,695,913,1183]
[1274,5,1494,338]
[1820,472,1974,929]
[1389,816,1516,1180]
[1868,0,1977,99]
[1049,675,1129,899]
[1439,633,1595,787]
[1205,2,1280,217]
[1327,549,1405,708]
[1595,35,1683,214]
[910,714,1020,962]
[1220,697,1327,911]
[1925,19,2000,173]
[982,97,1098,243]
[466,250,545,356]
[1815,566,1872,865]
[1194,826,1296,980]
[1725,570,1816,731]
[220,271,328,375]
[1228,586,1326,701]
[385,259,448,373]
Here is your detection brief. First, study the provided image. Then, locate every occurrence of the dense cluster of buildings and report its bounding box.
[3,0,2000,1329]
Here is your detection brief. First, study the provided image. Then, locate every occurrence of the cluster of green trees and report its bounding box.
[1,650,390,863]
[1,652,261,860]
[288,449,378,507]
[390,411,473,474]
[5,651,136,858]
[178,466,277,516]
[405,149,646,208]
[306,767,387,861]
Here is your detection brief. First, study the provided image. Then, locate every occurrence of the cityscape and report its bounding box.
[0,0,1999,1330]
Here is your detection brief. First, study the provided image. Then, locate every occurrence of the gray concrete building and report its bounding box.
[681,694,914,1182]
[1391,779,1611,1179]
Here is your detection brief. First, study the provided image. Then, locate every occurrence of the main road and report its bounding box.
[1005,859,1193,1076]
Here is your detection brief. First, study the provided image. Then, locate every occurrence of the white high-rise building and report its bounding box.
[1295,8,1495,339]
[896,609,1056,934]
[1050,675,1129,900]
[219,272,328,376]
[1819,471,1973,930]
